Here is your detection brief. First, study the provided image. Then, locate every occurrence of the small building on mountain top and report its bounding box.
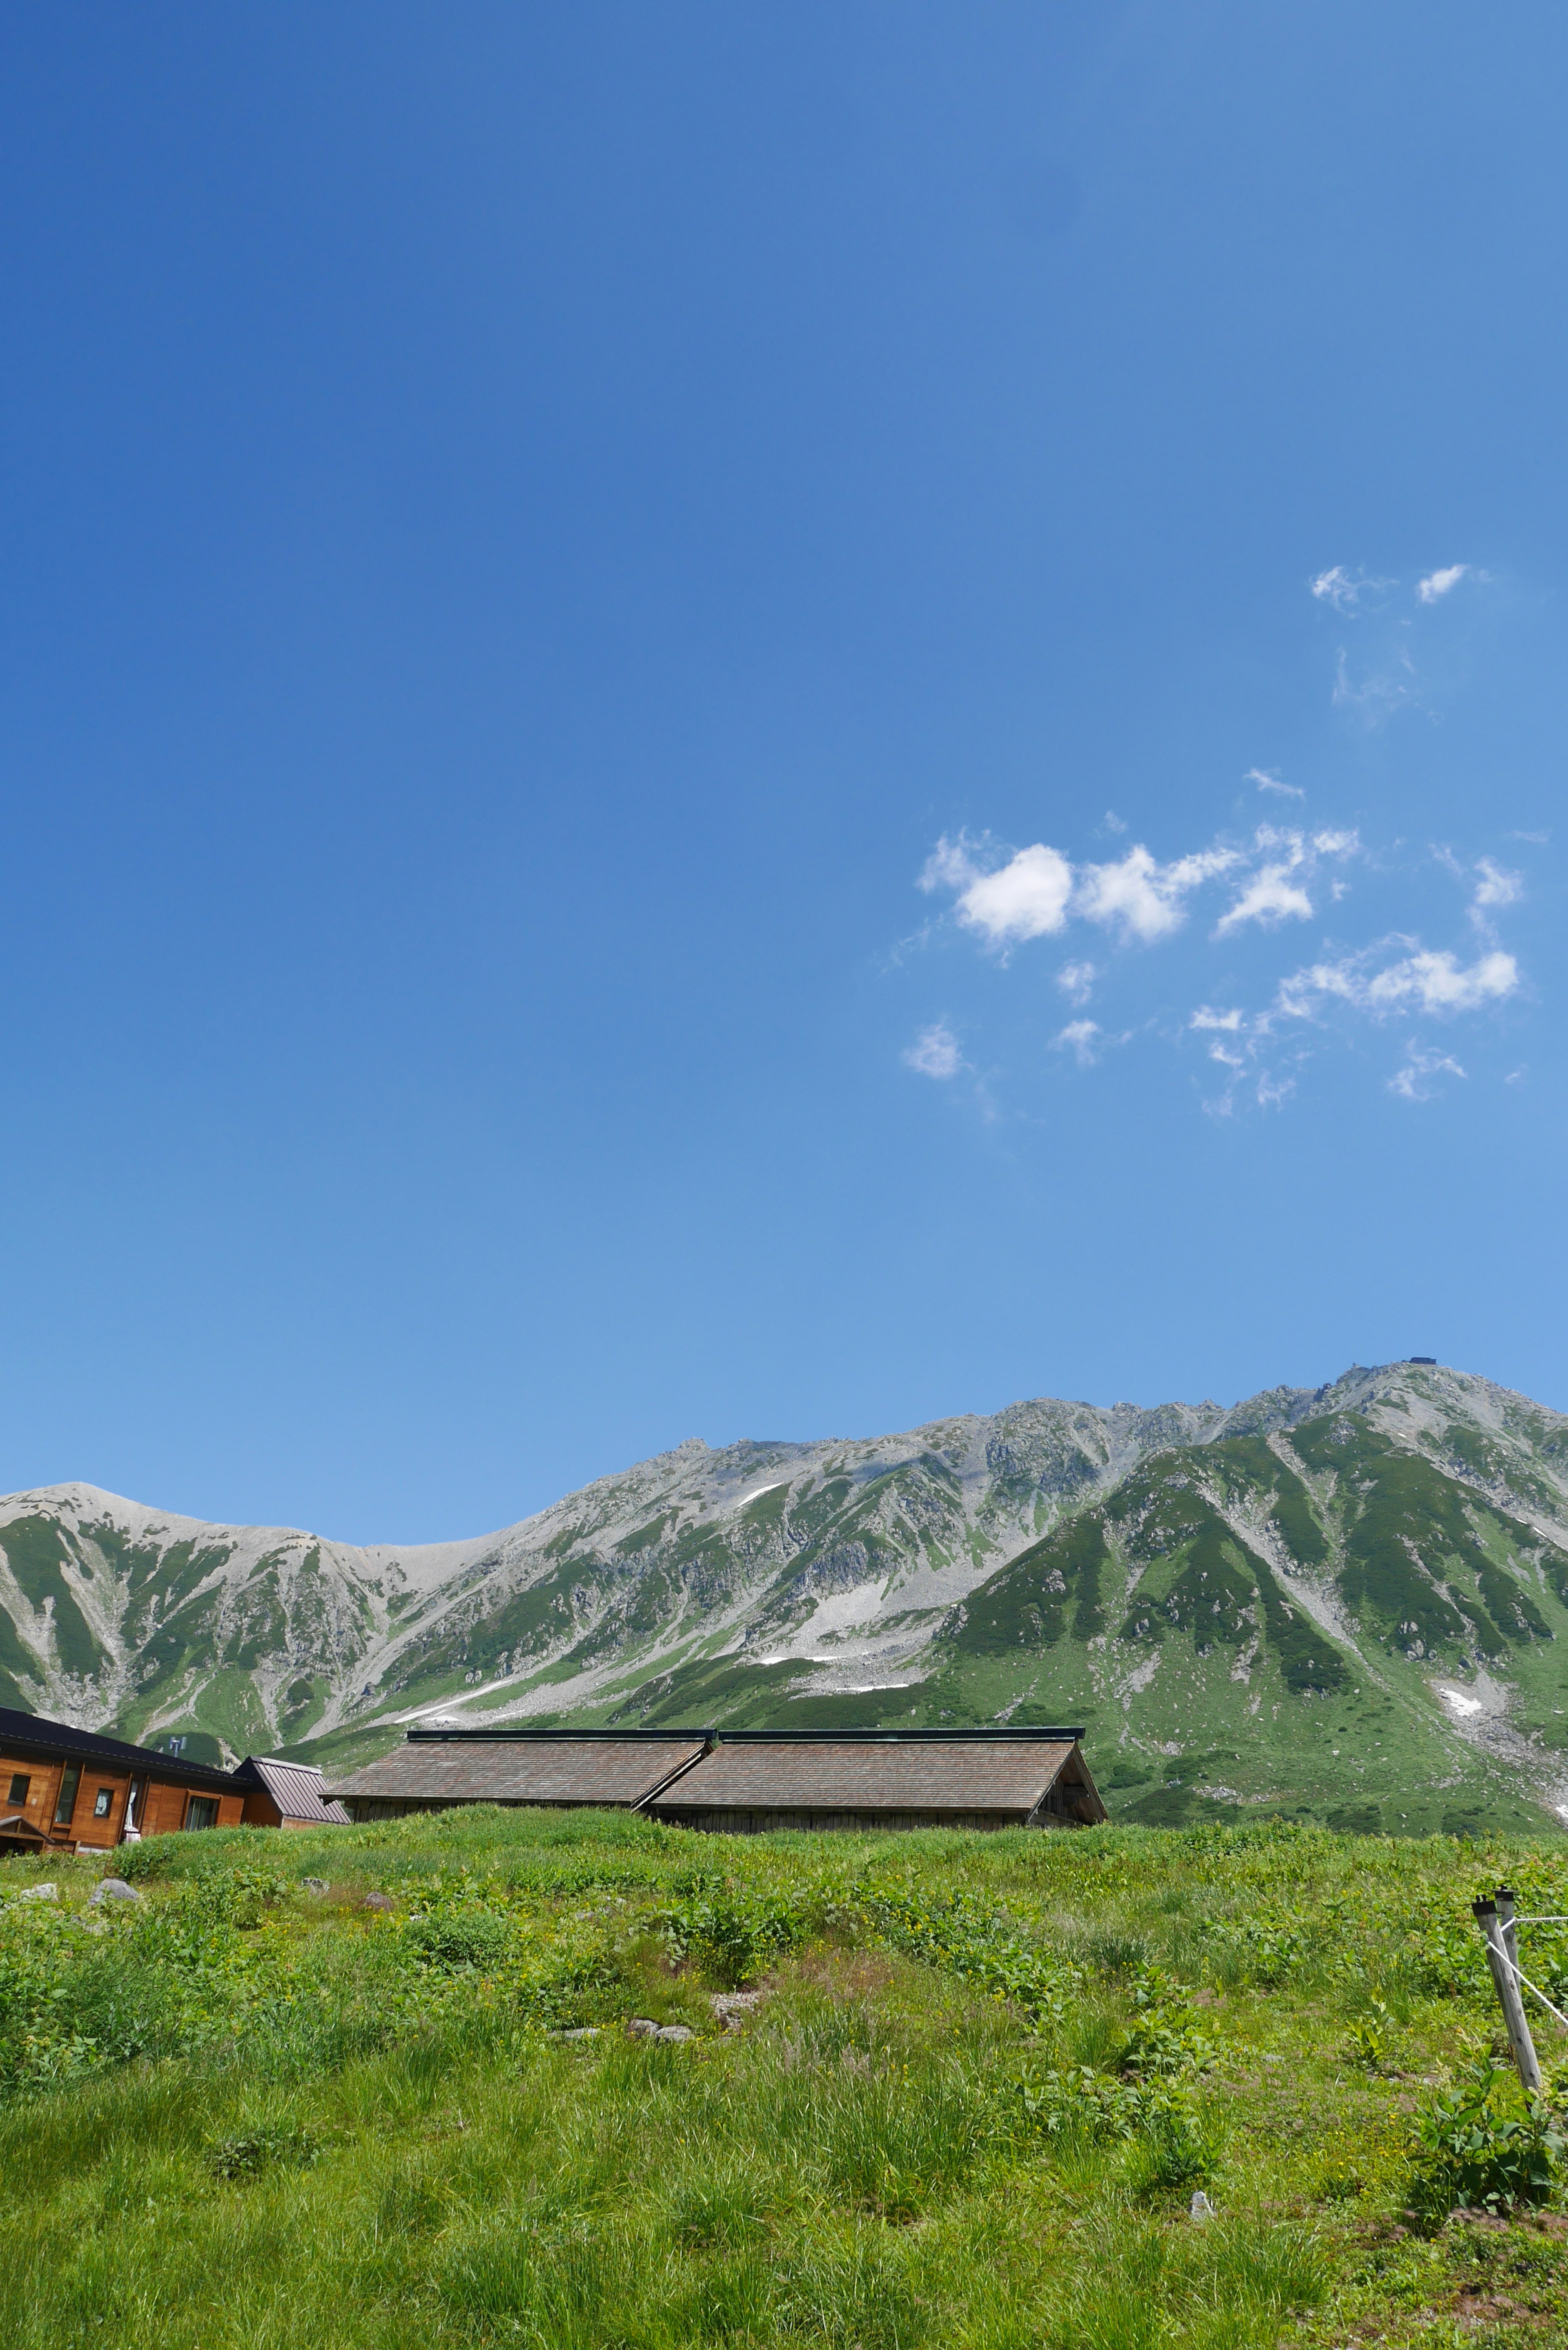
[232,1754,350,1829]
[323,1726,713,1822]
[0,1707,247,1853]
[645,1728,1107,1835]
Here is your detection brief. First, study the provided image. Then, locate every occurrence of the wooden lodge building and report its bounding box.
[325,1724,1106,1833]
[0,1707,247,1854]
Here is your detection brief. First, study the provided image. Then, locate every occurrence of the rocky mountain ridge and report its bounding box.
[3,1360,1566,1833]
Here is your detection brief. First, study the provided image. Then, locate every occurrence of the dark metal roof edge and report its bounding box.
[405,1725,718,1743]
[0,1706,237,1787]
[710,1727,1087,1744]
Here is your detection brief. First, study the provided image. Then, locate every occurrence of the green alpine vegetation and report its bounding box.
[2,1360,1568,1834]
[7,1808,1568,2348]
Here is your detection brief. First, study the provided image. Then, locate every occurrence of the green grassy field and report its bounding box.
[4,1811,1568,2348]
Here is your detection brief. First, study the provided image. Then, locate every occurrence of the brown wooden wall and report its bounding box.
[0,1740,243,1848]
[653,1806,1041,1834]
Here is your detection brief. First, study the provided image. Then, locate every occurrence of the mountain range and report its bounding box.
[3,1360,1567,1835]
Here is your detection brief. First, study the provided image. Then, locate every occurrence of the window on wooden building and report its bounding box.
[7,1773,28,1806]
[53,1765,82,1826]
[184,1795,220,1831]
[93,1788,114,1819]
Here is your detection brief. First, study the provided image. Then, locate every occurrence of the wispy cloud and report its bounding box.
[1213,827,1359,936]
[1389,1045,1466,1101]
[1056,961,1096,1007]
[1416,564,1468,603]
[1053,1019,1100,1067]
[903,1021,962,1079]
[1333,643,1417,722]
[1190,1007,1243,1032]
[1276,943,1519,1021]
[1472,857,1522,911]
[1246,768,1304,800]
[1217,868,1313,933]
[1310,566,1394,613]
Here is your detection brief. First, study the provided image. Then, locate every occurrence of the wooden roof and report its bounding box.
[647,1731,1104,1820]
[325,1732,708,1809]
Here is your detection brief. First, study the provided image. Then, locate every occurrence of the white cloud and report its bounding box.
[1076,842,1239,943]
[918,833,980,893]
[1416,564,1468,603]
[1212,825,1358,936]
[903,1021,962,1079]
[1100,810,1127,835]
[1246,768,1304,800]
[914,815,1525,1114]
[1371,950,1518,1014]
[1390,1045,1466,1101]
[1215,865,1314,933]
[922,822,1361,955]
[921,835,1074,947]
[1472,857,1522,910]
[1311,566,1394,613]
[1278,943,1519,1021]
[1054,1019,1100,1067]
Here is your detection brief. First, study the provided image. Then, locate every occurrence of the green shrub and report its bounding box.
[205,2122,319,2180]
[403,1905,514,1972]
[1408,2062,1565,2215]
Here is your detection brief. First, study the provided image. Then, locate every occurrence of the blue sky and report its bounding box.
[1,4,1563,1541]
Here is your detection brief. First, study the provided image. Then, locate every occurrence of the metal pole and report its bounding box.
[1473,1896,1542,2092]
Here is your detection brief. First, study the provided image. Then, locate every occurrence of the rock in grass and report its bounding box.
[710,1991,764,2031]
[362,1892,396,1913]
[14,1882,57,1901]
[91,1878,141,1905]
[627,2018,693,2043]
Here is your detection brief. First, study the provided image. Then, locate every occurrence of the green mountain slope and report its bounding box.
[1,1361,1566,1831]
[938,1408,1568,1836]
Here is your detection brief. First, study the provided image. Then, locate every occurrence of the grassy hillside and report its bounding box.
[5,1811,1568,2347]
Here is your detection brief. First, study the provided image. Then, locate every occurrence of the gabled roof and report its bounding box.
[0,1706,236,1790]
[325,1733,709,1809]
[648,1729,1106,1821]
[232,1755,350,1825]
